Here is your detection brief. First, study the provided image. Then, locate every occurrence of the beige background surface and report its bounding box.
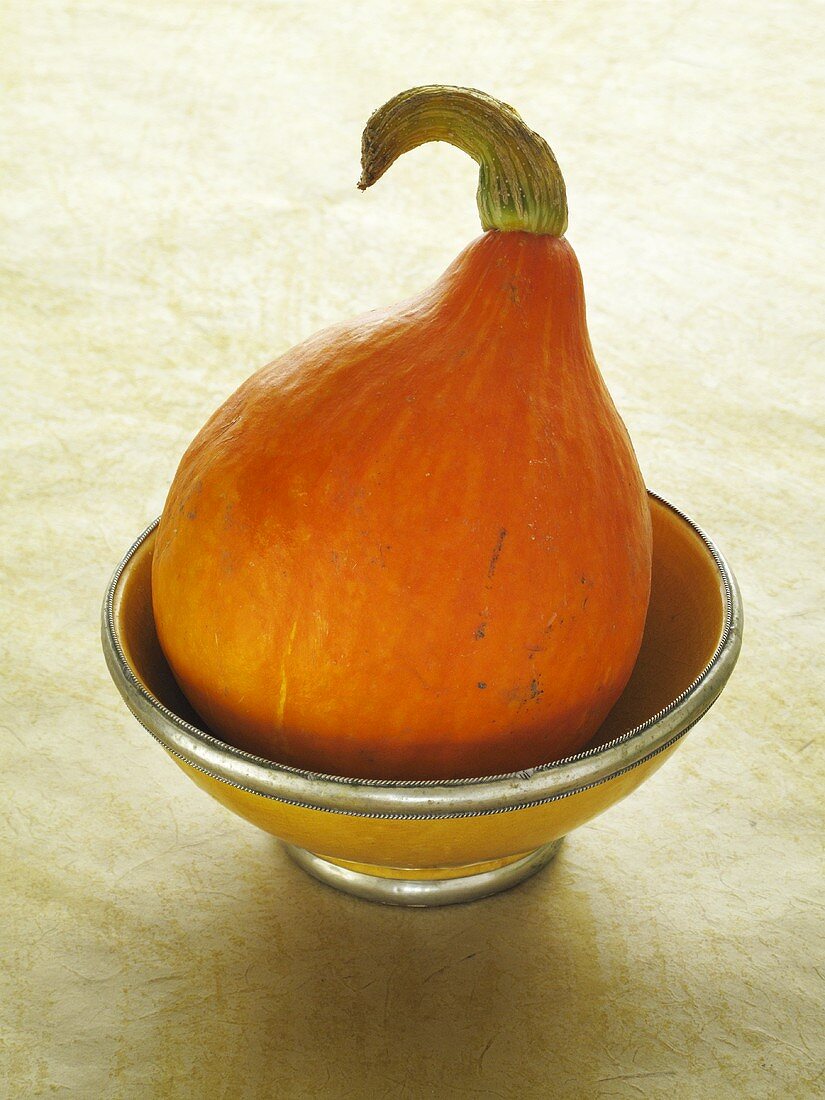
[2,2,823,1097]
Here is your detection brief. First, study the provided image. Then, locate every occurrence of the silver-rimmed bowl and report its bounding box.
[102,491,742,906]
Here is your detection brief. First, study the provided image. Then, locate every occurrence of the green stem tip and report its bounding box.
[358,85,568,237]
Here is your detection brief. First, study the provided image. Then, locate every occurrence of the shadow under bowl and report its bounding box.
[102,492,742,906]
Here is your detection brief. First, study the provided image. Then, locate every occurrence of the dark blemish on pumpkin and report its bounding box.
[187,509,197,520]
[530,679,543,700]
[369,544,392,568]
[487,529,508,578]
[474,622,487,640]
[582,596,588,609]
[478,682,487,690]
[526,645,544,659]
[411,666,432,690]
[506,281,520,304]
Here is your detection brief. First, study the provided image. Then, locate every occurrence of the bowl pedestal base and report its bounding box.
[283,838,564,906]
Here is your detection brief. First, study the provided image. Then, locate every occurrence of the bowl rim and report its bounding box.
[102,491,743,819]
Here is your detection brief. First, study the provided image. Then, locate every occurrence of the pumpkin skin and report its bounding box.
[152,229,652,779]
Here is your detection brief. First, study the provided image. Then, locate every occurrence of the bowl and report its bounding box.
[101,491,742,906]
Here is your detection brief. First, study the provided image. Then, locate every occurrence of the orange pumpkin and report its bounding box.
[152,86,652,780]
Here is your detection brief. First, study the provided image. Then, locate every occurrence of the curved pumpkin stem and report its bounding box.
[358,85,568,237]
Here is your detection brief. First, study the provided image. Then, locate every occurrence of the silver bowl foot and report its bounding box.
[283,839,564,907]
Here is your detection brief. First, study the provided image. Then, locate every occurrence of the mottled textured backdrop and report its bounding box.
[2,2,822,1096]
